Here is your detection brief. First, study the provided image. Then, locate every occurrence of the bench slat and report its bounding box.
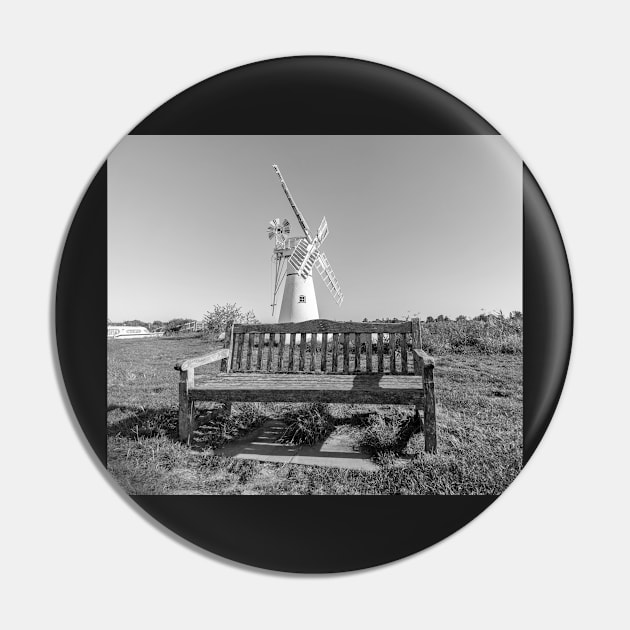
[190,373,424,404]
[310,334,316,372]
[277,332,286,371]
[190,388,423,404]
[193,374,422,387]
[343,332,350,374]
[332,333,339,372]
[390,333,396,374]
[299,333,307,371]
[321,333,328,371]
[366,332,372,373]
[288,333,296,371]
[246,332,254,370]
[267,333,275,371]
[256,333,263,370]
[235,333,244,371]
[354,332,361,373]
[400,332,408,374]
[377,332,384,373]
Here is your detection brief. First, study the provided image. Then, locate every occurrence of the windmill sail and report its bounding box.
[316,216,328,245]
[315,252,344,305]
[289,238,321,279]
[272,164,314,242]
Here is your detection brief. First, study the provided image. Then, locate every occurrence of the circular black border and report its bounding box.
[55,56,572,573]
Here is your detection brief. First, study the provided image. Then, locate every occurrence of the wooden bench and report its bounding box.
[174,317,437,452]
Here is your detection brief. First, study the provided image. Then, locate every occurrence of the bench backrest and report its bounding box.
[223,318,422,375]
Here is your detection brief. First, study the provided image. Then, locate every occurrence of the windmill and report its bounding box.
[269,164,343,323]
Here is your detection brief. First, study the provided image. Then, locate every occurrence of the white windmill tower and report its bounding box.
[268,164,344,323]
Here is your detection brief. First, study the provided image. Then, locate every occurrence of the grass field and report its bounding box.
[107,331,522,495]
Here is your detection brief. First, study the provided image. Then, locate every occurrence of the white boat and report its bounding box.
[107,326,164,340]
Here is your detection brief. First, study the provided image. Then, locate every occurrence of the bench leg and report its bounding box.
[178,378,194,444]
[423,363,437,453]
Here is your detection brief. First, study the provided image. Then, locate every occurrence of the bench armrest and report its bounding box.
[175,348,229,372]
[413,348,435,367]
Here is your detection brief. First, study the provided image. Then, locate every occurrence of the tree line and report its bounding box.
[109,307,522,338]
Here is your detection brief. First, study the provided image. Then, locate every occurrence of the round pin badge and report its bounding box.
[56,56,572,573]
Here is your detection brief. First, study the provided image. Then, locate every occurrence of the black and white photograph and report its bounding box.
[6,0,630,627]
[107,134,523,495]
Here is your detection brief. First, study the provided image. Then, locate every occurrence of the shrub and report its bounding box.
[421,313,522,355]
[203,303,258,339]
[359,409,421,456]
[279,403,334,446]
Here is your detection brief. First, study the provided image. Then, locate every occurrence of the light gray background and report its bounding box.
[108,135,521,322]
[4,2,629,630]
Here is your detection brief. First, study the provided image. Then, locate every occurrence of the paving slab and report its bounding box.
[214,420,379,471]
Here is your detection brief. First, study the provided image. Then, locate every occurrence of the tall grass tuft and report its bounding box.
[359,409,421,456]
[279,403,334,446]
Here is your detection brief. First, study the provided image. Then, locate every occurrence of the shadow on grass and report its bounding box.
[108,402,277,452]
[107,404,179,439]
[107,401,425,463]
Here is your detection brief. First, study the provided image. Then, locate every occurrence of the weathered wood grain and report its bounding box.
[423,362,437,453]
[400,332,408,375]
[354,332,361,373]
[246,332,254,370]
[267,333,275,371]
[277,333,286,371]
[186,368,195,388]
[321,332,328,371]
[288,333,296,371]
[256,332,263,370]
[221,321,233,373]
[194,377,421,385]
[390,333,396,374]
[377,332,384,373]
[299,333,307,371]
[413,348,435,367]
[234,333,244,371]
[366,333,372,373]
[193,376,421,385]
[189,373,424,405]
[178,371,191,443]
[332,333,339,372]
[175,347,229,372]
[189,388,423,404]
[310,335,316,372]
[411,317,421,374]
[343,332,350,374]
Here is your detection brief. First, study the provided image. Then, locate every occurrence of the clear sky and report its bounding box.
[108,135,522,323]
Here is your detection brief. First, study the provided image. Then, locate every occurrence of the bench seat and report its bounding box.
[190,373,424,404]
